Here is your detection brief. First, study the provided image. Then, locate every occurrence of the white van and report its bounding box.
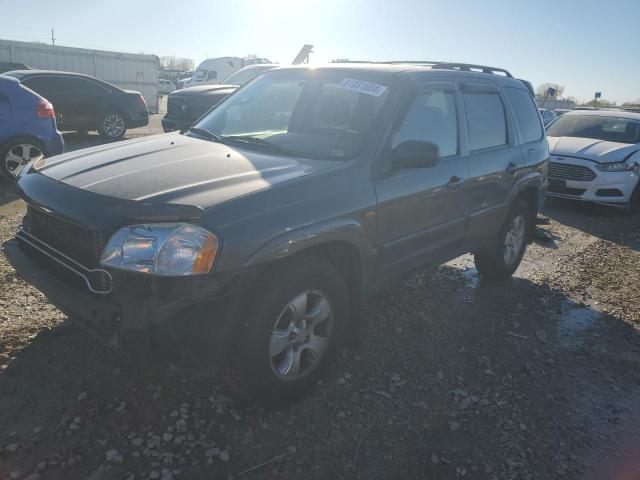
[186,57,244,88]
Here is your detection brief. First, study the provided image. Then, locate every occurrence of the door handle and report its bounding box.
[505,162,518,174]
[446,175,464,189]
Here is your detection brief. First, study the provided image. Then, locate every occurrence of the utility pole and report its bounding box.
[51,29,55,46]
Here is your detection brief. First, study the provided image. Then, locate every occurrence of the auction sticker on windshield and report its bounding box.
[339,78,388,97]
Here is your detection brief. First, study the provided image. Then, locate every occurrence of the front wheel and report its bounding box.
[474,199,531,280]
[98,111,127,139]
[226,257,349,405]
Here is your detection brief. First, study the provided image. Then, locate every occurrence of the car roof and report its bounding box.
[4,69,95,79]
[268,63,530,89]
[561,109,640,121]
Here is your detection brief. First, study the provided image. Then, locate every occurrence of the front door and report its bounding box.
[374,83,469,277]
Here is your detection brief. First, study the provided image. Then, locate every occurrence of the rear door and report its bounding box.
[55,77,111,128]
[461,82,522,242]
[22,75,67,127]
[374,82,469,277]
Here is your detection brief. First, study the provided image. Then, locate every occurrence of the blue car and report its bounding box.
[0,75,64,180]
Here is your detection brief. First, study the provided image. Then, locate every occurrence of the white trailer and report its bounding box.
[0,39,160,112]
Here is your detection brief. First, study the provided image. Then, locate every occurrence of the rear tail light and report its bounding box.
[137,94,147,107]
[37,99,55,119]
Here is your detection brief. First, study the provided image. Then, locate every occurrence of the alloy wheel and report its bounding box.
[102,114,125,138]
[503,214,526,266]
[4,144,44,178]
[269,289,333,381]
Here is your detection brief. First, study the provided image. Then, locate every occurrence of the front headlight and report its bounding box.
[100,223,218,275]
[595,162,632,172]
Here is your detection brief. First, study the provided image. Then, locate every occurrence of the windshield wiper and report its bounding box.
[186,127,225,144]
[224,135,288,154]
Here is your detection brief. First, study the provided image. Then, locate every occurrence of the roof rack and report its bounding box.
[430,62,513,78]
[330,60,514,78]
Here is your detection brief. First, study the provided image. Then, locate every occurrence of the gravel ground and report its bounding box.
[0,168,639,479]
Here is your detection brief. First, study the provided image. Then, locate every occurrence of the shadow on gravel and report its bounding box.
[2,262,640,479]
[543,197,640,250]
[0,181,18,208]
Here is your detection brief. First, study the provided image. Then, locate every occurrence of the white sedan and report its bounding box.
[545,110,640,211]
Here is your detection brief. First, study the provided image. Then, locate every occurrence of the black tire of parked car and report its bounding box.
[474,199,531,281]
[0,137,46,182]
[225,256,349,406]
[98,111,127,139]
[630,184,640,214]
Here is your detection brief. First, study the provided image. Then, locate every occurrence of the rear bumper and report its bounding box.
[127,111,149,129]
[161,116,191,132]
[43,129,64,156]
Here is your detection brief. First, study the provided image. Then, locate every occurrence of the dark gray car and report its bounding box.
[3,63,548,404]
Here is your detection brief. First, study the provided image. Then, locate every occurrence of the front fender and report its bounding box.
[243,218,377,268]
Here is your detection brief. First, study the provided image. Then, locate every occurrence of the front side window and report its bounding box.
[194,70,391,160]
[392,90,458,157]
[463,91,507,151]
[547,115,640,144]
[504,87,543,143]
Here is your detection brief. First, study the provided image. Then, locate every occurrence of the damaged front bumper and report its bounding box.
[2,237,251,371]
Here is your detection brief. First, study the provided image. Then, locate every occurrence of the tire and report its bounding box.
[226,256,349,406]
[630,184,640,215]
[98,111,127,139]
[474,199,531,281]
[0,137,46,181]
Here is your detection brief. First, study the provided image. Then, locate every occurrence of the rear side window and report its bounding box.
[22,76,67,97]
[393,90,458,157]
[61,77,107,94]
[504,87,543,143]
[463,91,507,151]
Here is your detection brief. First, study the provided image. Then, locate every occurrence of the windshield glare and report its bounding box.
[193,70,391,160]
[547,115,640,144]
[223,66,271,86]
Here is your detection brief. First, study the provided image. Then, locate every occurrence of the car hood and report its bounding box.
[172,84,237,96]
[34,133,339,209]
[547,136,640,163]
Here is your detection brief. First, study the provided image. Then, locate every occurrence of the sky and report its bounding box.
[2,0,639,104]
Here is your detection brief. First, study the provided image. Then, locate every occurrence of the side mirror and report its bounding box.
[393,140,440,168]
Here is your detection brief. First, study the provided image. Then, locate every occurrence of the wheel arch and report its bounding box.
[99,106,131,128]
[0,135,48,155]
[509,175,543,241]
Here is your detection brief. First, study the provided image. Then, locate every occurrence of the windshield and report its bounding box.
[547,115,640,144]
[192,69,391,160]
[223,66,273,86]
